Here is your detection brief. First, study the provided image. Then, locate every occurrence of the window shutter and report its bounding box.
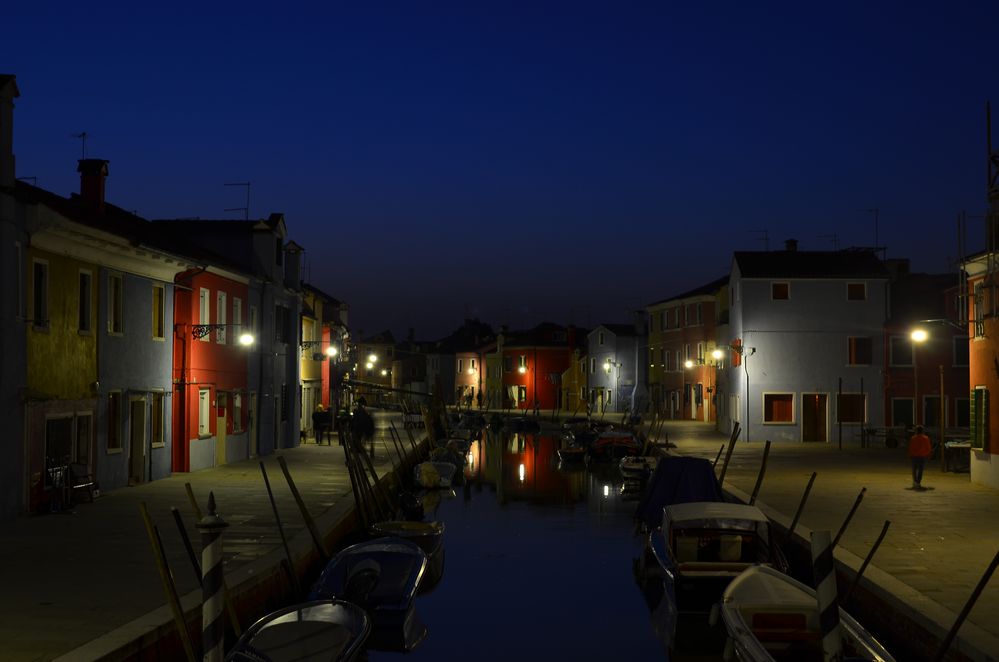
[970,389,978,448]
[984,389,990,450]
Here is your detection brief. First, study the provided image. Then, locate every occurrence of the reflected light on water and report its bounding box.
[603,484,610,497]
[519,463,525,483]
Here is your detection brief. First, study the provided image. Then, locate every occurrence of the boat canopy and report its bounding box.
[665,502,768,526]
[634,456,724,529]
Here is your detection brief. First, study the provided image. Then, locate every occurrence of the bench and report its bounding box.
[68,463,98,503]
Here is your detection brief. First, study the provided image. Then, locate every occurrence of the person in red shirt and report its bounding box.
[908,425,932,489]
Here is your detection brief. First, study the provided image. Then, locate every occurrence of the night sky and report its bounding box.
[6,2,999,339]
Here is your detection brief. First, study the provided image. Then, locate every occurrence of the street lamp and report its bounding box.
[730,342,756,441]
[911,328,928,426]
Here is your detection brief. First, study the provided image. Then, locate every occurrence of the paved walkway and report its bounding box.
[0,412,409,662]
[661,420,999,661]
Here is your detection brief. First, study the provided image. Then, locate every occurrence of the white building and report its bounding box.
[723,242,889,443]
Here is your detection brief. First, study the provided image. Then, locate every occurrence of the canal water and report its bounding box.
[368,430,676,661]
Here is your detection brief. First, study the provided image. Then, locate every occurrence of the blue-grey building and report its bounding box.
[586,322,646,414]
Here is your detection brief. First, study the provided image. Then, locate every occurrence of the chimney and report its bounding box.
[784,238,798,252]
[0,75,19,189]
[77,159,109,212]
[283,240,304,290]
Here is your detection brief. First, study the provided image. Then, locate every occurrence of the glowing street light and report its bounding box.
[684,359,694,369]
[238,332,255,346]
[325,346,338,358]
[911,328,928,425]
[365,361,374,370]
[518,365,527,374]
[711,348,724,362]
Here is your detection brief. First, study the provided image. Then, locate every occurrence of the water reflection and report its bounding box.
[368,430,664,661]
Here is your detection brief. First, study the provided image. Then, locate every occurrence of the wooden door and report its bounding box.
[129,397,146,484]
[802,393,827,442]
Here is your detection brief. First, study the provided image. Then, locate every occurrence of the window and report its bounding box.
[660,310,667,330]
[954,336,969,367]
[590,358,596,373]
[275,237,284,266]
[518,385,527,402]
[675,350,682,371]
[152,284,165,339]
[75,413,93,465]
[233,297,243,339]
[659,348,666,366]
[519,355,527,369]
[15,242,24,320]
[580,386,586,400]
[275,304,289,343]
[889,336,913,366]
[847,282,866,301]
[891,398,914,427]
[503,357,513,373]
[109,273,124,334]
[607,389,612,405]
[685,344,691,360]
[471,359,476,370]
[216,291,227,344]
[151,392,165,447]
[199,287,210,341]
[848,337,872,365]
[249,305,258,337]
[956,397,970,428]
[32,259,49,329]
[763,393,794,423]
[76,270,93,333]
[44,416,72,487]
[648,314,655,333]
[971,388,988,449]
[666,351,674,372]
[598,331,605,345]
[837,393,866,424]
[974,282,985,337]
[696,342,704,362]
[771,282,790,300]
[198,389,211,436]
[107,391,122,450]
[687,303,702,326]
[457,359,463,374]
[281,383,289,421]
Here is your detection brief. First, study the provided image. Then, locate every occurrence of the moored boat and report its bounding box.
[308,536,428,652]
[619,455,658,475]
[226,599,370,662]
[587,429,643,460]
[718,564,895,661]
[368,520,446,593]
[414,461,457,488]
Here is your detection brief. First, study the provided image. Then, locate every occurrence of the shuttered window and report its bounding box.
[971,389,989,450]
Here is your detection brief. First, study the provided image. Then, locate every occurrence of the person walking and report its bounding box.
[908,424,932,489]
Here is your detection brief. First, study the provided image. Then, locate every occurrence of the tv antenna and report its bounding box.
[859,208,880,248]
[70,132,87,159]
[224,181,250,220]
[818,233,840,250]
[752,229,770,251]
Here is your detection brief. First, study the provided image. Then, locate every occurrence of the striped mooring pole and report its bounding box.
[811,530,844,661]
[197,491,228,662]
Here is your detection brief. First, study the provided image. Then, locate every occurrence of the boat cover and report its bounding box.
[634,456,724,529]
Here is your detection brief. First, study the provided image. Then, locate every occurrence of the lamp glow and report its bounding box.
[518,365,526,374]
[603,485,609,497]
[467,367,474,375]
[911,329,928,343]
[711,349,723,360]
[365,361,373,370]
[519,463,525,483]
[368,353,378,363]
[238,333,255,346]
[325,346,338,358]
[603,361,611,373]
[684,359,694,369]
[380,369,387,376]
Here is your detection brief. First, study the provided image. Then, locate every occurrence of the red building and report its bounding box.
[172,268,251,472]
[500,323,576,410]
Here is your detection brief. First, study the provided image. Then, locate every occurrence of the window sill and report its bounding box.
[151,442,166,449]
[762,421,796,426]
[106,447,123,455]
[152,336,165,342]
[198,434,212,440]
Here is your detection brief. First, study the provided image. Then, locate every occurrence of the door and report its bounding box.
[802,393,827,442]
[216,392,228,466]
[129,397,147,484]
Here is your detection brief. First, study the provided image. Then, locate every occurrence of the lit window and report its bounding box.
[199,288,210,341]
[837,394,866,424]
[152,284,164,339]
[198,389,211,436]
[151,393,165,446]
[216,291,227,344]
[848,337,872,365]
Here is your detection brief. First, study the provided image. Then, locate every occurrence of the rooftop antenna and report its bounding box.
[224,181,250,220]
[752,229,770,251]
[818,233,840,250]
[70,132,87,159]
[859,208,880,249]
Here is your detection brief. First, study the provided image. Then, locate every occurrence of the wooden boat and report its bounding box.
[308,537,428,652]
[643,502,789,619]
[226,599,370,662]
[508,416,541,433]
[718,564,895,661]
[368,520,446,594]
[556,444,588,463]
[414,461,457,488]
[619,455,658,475]
[587,429,643,460]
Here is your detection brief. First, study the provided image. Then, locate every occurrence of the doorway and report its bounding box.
[129,397,147,484]
[801,393,827,442]
[216,392,228,466]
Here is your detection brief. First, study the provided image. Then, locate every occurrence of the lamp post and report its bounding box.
[911,328,927,426]
[603,359,622,412]
[729,342,755,442]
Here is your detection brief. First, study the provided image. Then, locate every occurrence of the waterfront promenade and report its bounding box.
[664,420,999,662]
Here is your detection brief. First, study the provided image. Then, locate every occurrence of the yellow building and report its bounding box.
[561,348,588,415]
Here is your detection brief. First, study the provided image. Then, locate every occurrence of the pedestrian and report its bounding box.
[311,404,325,444]
[908,424,932,489]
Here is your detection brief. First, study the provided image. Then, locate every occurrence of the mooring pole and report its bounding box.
[260,462,302,597]
[712,443,725,469]
[832,487,867,548]
[716,422,741,485]
[277,455,329,562]
[932,547,999,662]
[785,471,818,545]
[171,506,203,587]
[749,440,772,505]
[196,492,228,662]
[185,482,203,520]
[843,520,891,605]
[139,503,197,662]
[811,530,844,660]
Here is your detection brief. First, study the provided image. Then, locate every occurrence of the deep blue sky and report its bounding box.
[6,2,999,339]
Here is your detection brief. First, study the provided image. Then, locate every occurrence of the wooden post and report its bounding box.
[749,440,772,505]
[785,472,818,545]
[196,492,228,662]
[184,482,203,520]
[712,443,725,469]
[833,487,867,548]
[932,547,999,661]
[173,506,241,637]
[260,462,302,596]
[811,530,844,660]
[939,365,946,472]
[716,422,741,485]
[276,455,329,562]
[843,520,891,605]
[139,502,197,662]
